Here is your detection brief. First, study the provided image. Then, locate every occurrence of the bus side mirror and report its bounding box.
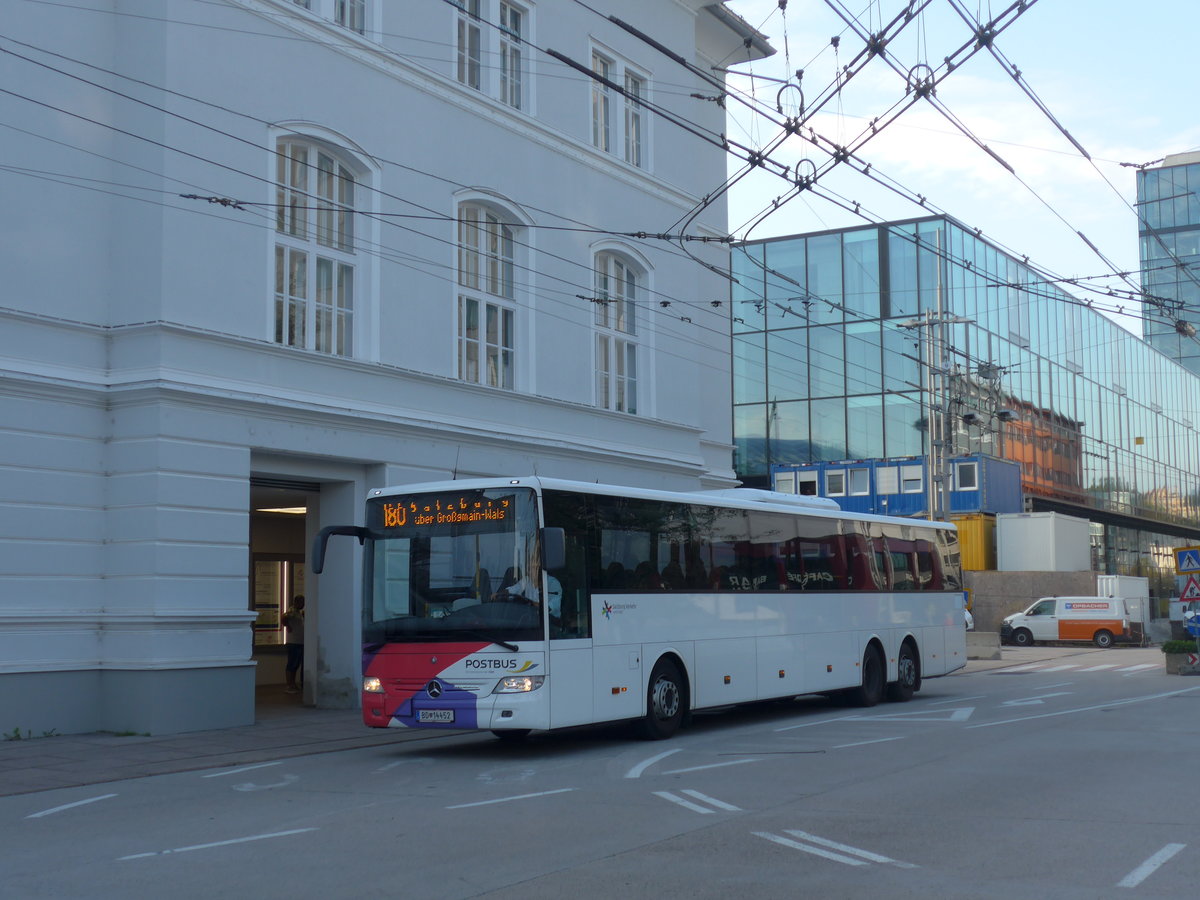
[542,527,566,571]
[311,525,371,574]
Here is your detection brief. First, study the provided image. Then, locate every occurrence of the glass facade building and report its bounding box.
[732,216,1200,597]
[1138,151,1200,375]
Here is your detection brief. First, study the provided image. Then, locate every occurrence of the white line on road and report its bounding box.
[1078,664,1118,672]
[1117,843,1186,888]
[1039,665,1080,672]
[680,789,741,811]
[1001,691,1073,707]
[445,788,575,809]
[754,831,869,866]
[118,828,317,860]
[662,758,760,775]
[969,685,1200,728]
[832,736,905,749]
[783,830,919,868]
[1118,663,1158,673]
[201,761,284,778]
[929,695,986,705]
[624,748,681,779]
[655,791,718,814]
[26,793,118,818]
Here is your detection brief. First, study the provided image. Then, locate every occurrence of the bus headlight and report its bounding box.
[494,675,544,694]
[363,676,384,693]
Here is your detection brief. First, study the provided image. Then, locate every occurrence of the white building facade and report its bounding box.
[0,0,770,734]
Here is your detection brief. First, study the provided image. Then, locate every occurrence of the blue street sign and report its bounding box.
[1175,548,1200,574]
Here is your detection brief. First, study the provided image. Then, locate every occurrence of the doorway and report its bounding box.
[250,478,320,710]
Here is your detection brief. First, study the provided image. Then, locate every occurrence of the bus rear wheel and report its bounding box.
[886,642,918,703]
[850,645,885,707]
[639,658,686,740]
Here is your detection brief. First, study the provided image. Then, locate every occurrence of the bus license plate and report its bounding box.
[418,709,454,723]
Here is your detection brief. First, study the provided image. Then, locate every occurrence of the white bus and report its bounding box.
[313,477,966,740]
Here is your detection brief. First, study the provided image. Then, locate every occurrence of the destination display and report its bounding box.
[369,491,518,535]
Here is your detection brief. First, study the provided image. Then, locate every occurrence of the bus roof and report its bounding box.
[367,476,956,532]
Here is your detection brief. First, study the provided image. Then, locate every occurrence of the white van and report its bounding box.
[1001,596,1130,648]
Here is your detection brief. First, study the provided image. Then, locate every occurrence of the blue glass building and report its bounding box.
[1138,152,1200,375]
[732,216,1200,596]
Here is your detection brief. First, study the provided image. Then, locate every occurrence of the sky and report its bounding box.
[719,0,1200,334]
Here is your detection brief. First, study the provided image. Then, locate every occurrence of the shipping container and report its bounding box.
[996,511,1091,572]
[951,513,996,571]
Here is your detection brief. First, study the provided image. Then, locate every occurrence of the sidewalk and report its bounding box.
[0,645,1147,798]
[0,686,457,798]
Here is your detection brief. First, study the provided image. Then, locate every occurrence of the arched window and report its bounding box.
[458,203,517,389]
[595,251,639,414]
[274,139,359,356]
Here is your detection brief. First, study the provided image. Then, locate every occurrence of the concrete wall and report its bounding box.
[965,570,1098,633]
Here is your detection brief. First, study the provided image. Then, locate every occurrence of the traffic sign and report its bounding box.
[1183,576,1200,601]
[1175,547,1200,574]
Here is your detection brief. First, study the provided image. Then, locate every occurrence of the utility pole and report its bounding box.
[898,254,971,521]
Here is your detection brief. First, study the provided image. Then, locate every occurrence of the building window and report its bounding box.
[274,140,356,355]
[499,2,524,109]
[591,49,647,168]
[955,461,979,491]
[591,51,612,153]
[848,468,870,495]
[335,0,365,33]
[458,204,516,388]
[290,0,367,35]
[594,252,639,413]
[901,464,924,493]
[624,72,644,167]
[826,470,846,496]
[454,1,529,109]
[455,0,482,89]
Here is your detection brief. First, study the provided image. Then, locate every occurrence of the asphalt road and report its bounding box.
[3,646,1197,899]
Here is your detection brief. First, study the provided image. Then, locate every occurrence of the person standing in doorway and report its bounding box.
[284,595,306,694]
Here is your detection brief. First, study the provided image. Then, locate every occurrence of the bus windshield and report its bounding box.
[362,487,544,644]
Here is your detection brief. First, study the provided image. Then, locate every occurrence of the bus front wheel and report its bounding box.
[639,658,686,740]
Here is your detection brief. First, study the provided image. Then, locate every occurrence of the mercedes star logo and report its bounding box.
[426,680,442,698]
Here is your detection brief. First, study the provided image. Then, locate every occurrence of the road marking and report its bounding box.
[654,790,741,814]
[624,748,681,779]
[991,664,1045,674]
[969,685,1200,729]
[755,831,867,865]
[929,695,986,705]
[1117,843,1186,888]
[832,736,905,749]
[662,758,759,775]
[118,828,316,860]
[1078,664,1118,672]
[445,788,575,809]
[1118,663,1158,673]
[754,830,918,868]
[1039,665,1080,672]
[233,774,299,792]
[26,793,118,819]
[201,761,284,778]
[844,707,975,723]
[775,715,857,732]
[1001,691,1073,707]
